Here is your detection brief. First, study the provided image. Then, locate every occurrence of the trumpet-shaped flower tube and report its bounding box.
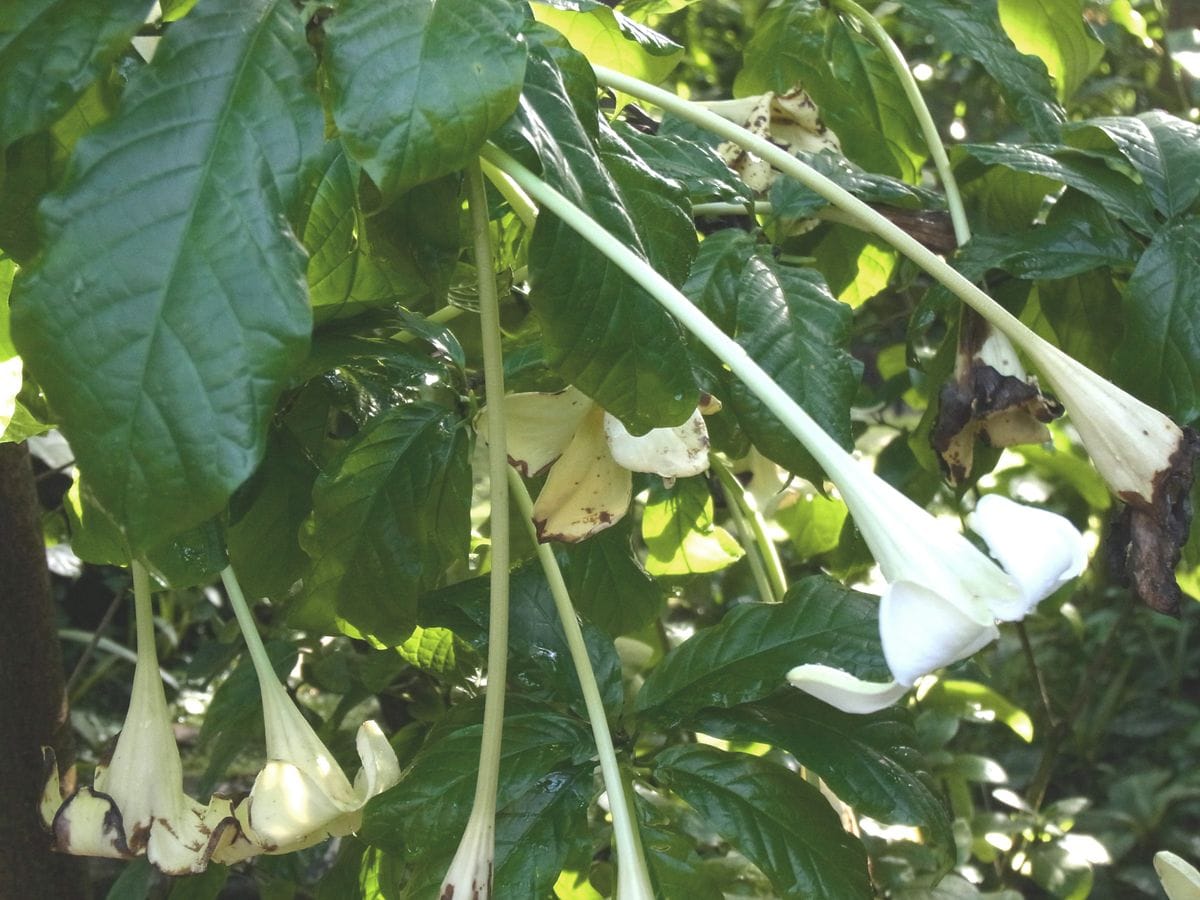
[478,386,709,542]
[789,494,1086,712]
[40,562,239,874]
[217,568,400,858]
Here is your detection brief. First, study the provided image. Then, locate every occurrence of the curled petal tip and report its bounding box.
[1155,851,1200,900]
[787,664,908,714]
[881,581,998,687]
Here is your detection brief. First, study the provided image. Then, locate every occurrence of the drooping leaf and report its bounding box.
[531,0,683,86]
[921,679,1035,742]
[996,0,1104,101]
[959,142,1156,234]
[1064,112,1200,220]
[770,151,942,219]
[635,576,887,727]
[301,403,472,645]
[692,693,955,871]
[0,0,152,147]
[898,0,1065,141]
[362,704,595,858]
[654,745,872,899]
[504,43,698,431]
[641,477,744,576]
[324,0,527,197]
[615,123,752,207]
[1112,217,1200,423]
[10,0,324,550]
[557,517,665,637]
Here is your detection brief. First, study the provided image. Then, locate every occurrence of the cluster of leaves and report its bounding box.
[3,0,1199,898]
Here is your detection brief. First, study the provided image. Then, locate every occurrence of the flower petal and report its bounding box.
[479,387,592,477]
[968,494,1087,621]
[351,720,401,800]
[50,786,132,860]
[787,664,909,714]
[603,408,710,478]
[881,580,999,686]
[533,407,632,542]
[1155,851,1200,900]
[144,795,241,876]
[242,760,358,853]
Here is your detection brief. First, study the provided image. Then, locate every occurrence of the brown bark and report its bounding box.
[0,442,88,898]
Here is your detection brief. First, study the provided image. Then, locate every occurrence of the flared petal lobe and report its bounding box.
[485,387,591,477]
[880,580,999,687]
[786,665,909,714]
[603,408,710,478]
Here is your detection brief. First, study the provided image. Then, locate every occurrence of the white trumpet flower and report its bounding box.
[218,568,400,858]
[41,563,239,874]
[440,803,495,900]
[789,494,1086,714]
[478,386,710,542]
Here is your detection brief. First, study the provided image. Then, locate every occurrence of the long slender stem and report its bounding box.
[507,468,655,900]
[480,157,538,230]
[220,567,275,685]
[830,0,970,244]
[711,458,786,603]
[588,67,1063,368]
[465,159,512,818]
[131,561,157,665]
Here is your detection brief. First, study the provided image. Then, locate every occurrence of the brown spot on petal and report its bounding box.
[1107,426,1200,616]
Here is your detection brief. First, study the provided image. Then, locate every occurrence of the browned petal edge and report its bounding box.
[440,861,493,900]
[534,506,616,544]
[931,363,1063,485]
[1107,426,1200,616]
[51,787,134,859]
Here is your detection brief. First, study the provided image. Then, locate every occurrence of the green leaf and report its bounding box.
[960,142,1156,234]
[692,693,955,871]
[996,0,1104,101]
[635,576,888,727]
[0,0,151,147]
[614,124,752,206]
[1112,217,1200,423]
[1065,111,1200,219]
[324,0,526,197]
[775,490,848,560]
[167,864,229,900]
[10,0,324,551]
[531,0,683,86]
[507,43,698,431]
[922,679,1035,741]
[397,626,480,686]
[557,518,665,637]
[654,745,872,899]
[642,477,744,576]
[301,403,472,645]
[227,429,317,602]
[898,0,1065,141]
[770,152,942,219]
[422,563,625,715]
[362,704,594,857]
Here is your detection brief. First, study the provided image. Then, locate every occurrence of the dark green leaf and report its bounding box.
[635,576,887,727]
[960,142,1157,234]
[301,403,472,645]
[692,693,955,871]
[557,517,664,637]
[0,0,151,147]
[614,123,752,206]
[506,43,698,431]
[166,864,229,900]
[770,152,943,219]
[10,0,324,550]
[1032,270,1122,378]
[654,745,872,899]
[1112,217,1200,423]
[1064,112,1200,220]
[422,563,625,715]
[639,821,724,900]
[898,0,1065,141]
[324,0,526,197]
[227,429,318,602]
[362,705,594,857]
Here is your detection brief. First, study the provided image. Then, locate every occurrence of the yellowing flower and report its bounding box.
[478,386,710,542]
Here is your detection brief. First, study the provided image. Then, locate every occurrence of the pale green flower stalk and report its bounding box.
[508,468,656,900]
[440,160,515,899]
[479,142,1084,711]
[219,567,399,859]
[589,66,1198,613]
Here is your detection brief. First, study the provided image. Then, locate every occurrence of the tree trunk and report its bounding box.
[0,442,88,898]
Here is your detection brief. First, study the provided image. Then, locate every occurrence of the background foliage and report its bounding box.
[2,0,1199,897]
